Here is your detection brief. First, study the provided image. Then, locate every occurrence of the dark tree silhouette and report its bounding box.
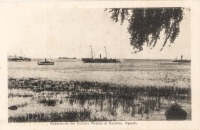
[106,8,186,53]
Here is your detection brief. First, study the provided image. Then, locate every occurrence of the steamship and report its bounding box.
[8,50,31,62]
[82,46,120,63]
[172,55,191,63]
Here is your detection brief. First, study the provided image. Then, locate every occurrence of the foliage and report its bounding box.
[107,8,184,52]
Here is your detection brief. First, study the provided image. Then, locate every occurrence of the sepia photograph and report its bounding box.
[6,6,192,122]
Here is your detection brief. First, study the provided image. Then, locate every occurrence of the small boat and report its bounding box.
[58,57,77,59]
[38,58,54,65]
[172,55,191,63]
[82,46,120,63]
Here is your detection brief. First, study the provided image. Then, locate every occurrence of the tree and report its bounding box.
[106,8,186,53]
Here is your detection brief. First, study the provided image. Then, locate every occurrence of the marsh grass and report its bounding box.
[8,78,191,122]
[8,78,190,99]
[8,109,91,122]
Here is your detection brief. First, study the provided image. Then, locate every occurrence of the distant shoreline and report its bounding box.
[14,58,189,62]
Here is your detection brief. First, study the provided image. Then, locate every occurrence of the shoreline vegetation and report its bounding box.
[8,77,191,122]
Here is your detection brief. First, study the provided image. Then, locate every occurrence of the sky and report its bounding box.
[1,4,190,59]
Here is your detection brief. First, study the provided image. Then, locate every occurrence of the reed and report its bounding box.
[8,109,91,122]
[8,78,191,121]
[8,78,191,101]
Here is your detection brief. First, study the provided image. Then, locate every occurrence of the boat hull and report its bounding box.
[82,58,120,63]
[8,58,31,62]
[38,62,54,65]
[172,60,191,63]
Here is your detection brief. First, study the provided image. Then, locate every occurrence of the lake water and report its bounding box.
[8,59,191,88]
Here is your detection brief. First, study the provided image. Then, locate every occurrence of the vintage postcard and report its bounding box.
[0,0,200,130]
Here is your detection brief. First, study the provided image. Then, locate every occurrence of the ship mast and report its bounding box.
[90,46,93,59]
[20,49,22,58]
[104,46,107,59]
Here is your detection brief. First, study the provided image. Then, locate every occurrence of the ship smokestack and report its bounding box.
[181,55,183,61]
[100,54,101,59]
